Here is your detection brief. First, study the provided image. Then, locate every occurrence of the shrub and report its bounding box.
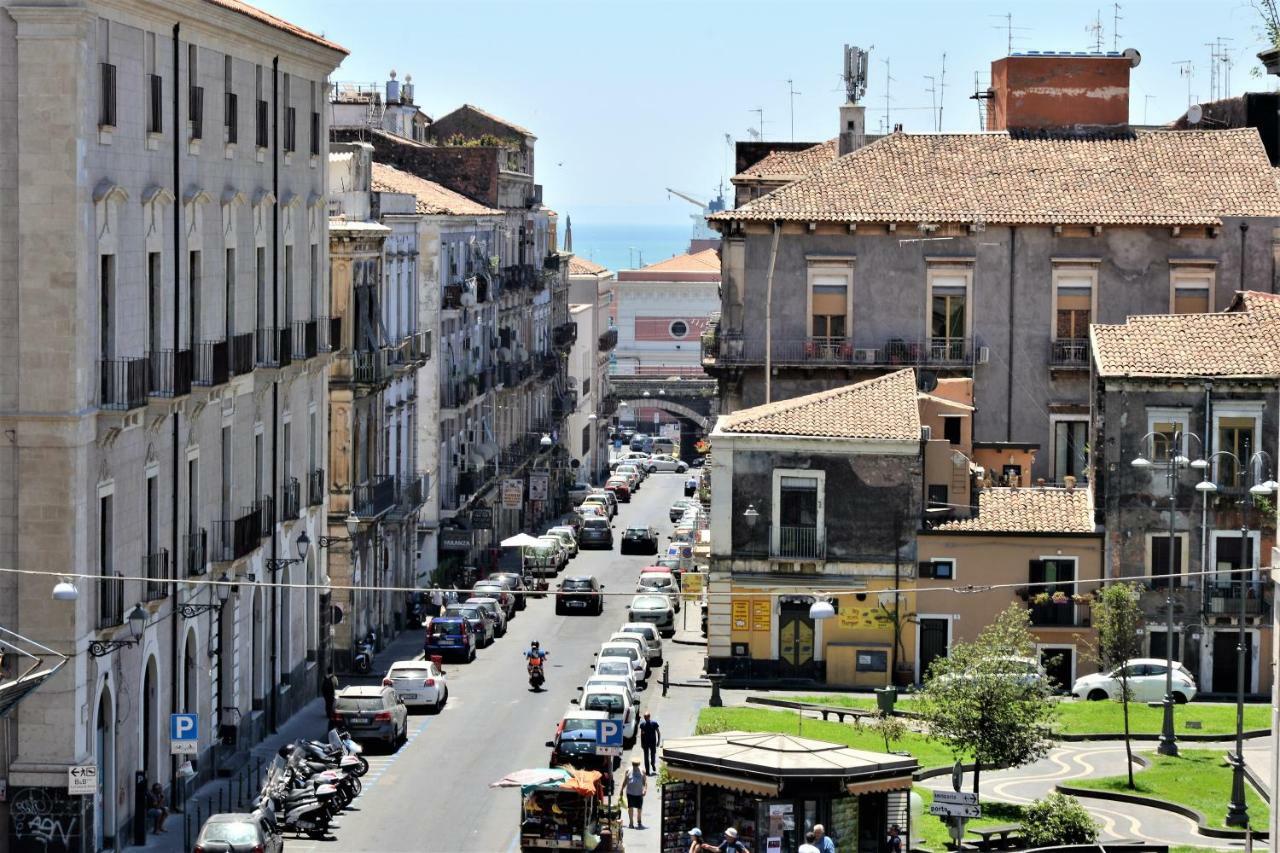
[1019,793,1099,845]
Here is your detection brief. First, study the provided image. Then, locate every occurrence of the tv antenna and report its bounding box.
[786,78,802,141]
[1172,60,1194,107]
[1143,93,1156,124]
[989,12,1030,55]
[1112,2,1123,51]
[1086,9,1104,52]
[881,56,895,133]
[749,107,765,140]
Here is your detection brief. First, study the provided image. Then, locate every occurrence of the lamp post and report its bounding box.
[264,531,311,574]
[1196,442,1275,828]
[88,603,148,657]
[1131,427,1205,756]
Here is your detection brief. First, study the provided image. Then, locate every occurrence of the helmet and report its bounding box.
[531,640,540,648]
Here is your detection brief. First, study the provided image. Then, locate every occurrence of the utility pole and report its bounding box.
[786,79,801,142]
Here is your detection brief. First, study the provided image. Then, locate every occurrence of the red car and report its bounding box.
[604,478,631,503]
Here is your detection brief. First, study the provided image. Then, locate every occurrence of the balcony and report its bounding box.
[99,357,148,411]
[255,495,275,537]
[148,349,193,398]
[353,474,397,520]
[193,340,229,387]
[1029,599,1085,627]
[97,572,124,629]
[389,473,430,521]
[411,330,433,363]
[772,526,825,560]
[538,354,559,380]
[142,549,170,601]
[184,529,207,577]
[442,284,463,310]
[229,332,255,376]
[292,319,319,361]
[255,327,292,369]
[1205,580,1273,619]
[1050,338,1090,370]
[317,316,341,352]
[598,328,618,352]
[211,509,262,563]
[308,468,325,507]
[553,322,578,350]
[528,183,543,207]
[281,477,301,522]
[704,333,983,371]
[353,348,392,386]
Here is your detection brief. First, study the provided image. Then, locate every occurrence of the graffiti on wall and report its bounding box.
[9,786,88,853]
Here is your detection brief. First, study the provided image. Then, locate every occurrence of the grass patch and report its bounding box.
[1070,750,1270,831]
[792,694,1269,737]
[914,787,1024,851]
[696,707,961,768]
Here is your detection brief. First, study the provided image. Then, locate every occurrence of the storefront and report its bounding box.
[659,731,918,853]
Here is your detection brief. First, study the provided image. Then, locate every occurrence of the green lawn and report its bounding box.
[913,787,1024,851]
[792,694,1269,736]
[1070,750,1270,831]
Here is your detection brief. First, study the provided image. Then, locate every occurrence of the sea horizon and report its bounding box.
[567,222,694,273]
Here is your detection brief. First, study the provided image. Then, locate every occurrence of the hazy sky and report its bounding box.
[262,0,1276,226]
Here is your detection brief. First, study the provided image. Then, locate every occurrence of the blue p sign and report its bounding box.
[596,719,623,748]
[170,713,198,742]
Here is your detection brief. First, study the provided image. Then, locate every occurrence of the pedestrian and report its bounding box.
[884,824,902,853]
[430,586,444,617]
[321,669,339,721]
[716,827,749,852]
[146,782,168,834]
[798,831,820,853]
[687,827,716,853]
[622,758,647,829]
[813,823,836,853]
[638,712,661,775]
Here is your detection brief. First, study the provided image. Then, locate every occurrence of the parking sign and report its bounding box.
[170,713,198,755]
[595,719,623,756]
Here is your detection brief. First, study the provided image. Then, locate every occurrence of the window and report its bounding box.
[187,457,199,536]
[1052,417,1088,480]
[282,421,291,484]
[188,44,202,140]
[1029,557,1076,626]
[926,484,948,510]
[581,425,590,455]
[1170,264,1215,314]
[285,106,297,152]
[188,251,201,349]
[1146,409,1189,464]
[99,62,117,127]
[100,255,114,360]
[99,494,113,578]
[856,650,888,672]
[1216,415,1258,487]
[1149,534,1184,588]
[309,244,320,319]
[808,269,850,345]
[284,245,294,325]
[772,470,824,559]
[1052,266,1096,342]
[256,247,266,332]
[1213,531,1257,579]
[942,415,962,445]
[919,559,954,579]
[147,252,162,353]
[223,56,237,144]
[310,109,321,156]
[224,248,236,339]
[220,426,232,520]
[927,265,971,361]
[668,320,688,339]
[256,98,268,148]
[147,73,163,134]
[1149,630,1183,663]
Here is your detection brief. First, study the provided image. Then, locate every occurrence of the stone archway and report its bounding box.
[95,682,116,849]
[615,397,712,430]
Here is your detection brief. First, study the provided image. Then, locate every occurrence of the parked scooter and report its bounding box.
[352,631,376,674]
[255,756,337,839]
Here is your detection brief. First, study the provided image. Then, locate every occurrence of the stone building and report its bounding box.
[1091,291,1280,696]
[0,1,345,848]
[705,50,1280,482]
[567,252,618,486]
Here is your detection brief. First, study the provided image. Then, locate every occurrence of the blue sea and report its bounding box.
[569,223,692,273]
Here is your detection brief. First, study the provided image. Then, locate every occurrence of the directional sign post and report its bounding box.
[170,713,198,755]
[929,802,981,819]
[595,719,623,757]
[933,790,978,806]
[67,765,97,795]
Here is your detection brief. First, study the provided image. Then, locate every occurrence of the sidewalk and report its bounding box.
[122,627,426,852]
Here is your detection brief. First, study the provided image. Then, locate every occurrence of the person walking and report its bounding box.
[884,824,902,853]
[321,670,339,721]
[798,831,820,853]
[622,758,648,829]
[716,827,749,852]
[813,823,836,853]
[687,827,716,853]
[638,712,661,775]
[430,586,444,617]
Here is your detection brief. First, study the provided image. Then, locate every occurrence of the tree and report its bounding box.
[918,605,1056,794]
[1019,793,1099,845]
[1087,582,1145,788]
[867,712,908,754]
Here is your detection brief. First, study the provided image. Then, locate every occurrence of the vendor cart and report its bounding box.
[492,767,623,852]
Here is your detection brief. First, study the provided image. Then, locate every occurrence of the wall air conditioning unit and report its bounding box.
[853,348,879,364]
[977,346,990,365]
[921,426,932,441]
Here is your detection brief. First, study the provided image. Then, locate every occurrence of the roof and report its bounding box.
[370,162,502,217]
[662,731,918,779]
[637,248,721,274]
[714,129,1280,227]
[717,369,920,441]
[1090,290,1280,378]
[568,255,608,275]
[439,104,534,138]
[202,0,346,54]
[736,139,838,181]
[933,487,1096,534]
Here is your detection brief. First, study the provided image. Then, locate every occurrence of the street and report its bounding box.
[293,471,698,852]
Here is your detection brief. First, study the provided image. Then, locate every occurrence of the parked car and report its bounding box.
[652,555,684,578]
[332,686,408,748]
[577,684,637,748]
[486,572,530,610]
[1071,658,1199,703]
[525,540,563,578]
[382,659,448,711]
[582,494,615,520]
[424,616,477,662]
[935,655,1048,690]
[613,464,644,489]
[546,710,616,773]
[583,672,640,706]
[610,451,650,470]
[637,568,681,611]
[606,632,652,676]
[194,812,282,853]
[630,433,653,453]
[664,543,695,574]
[593,657,641,689]
[577,516,614,550]
[604,477,632,503]
[557,575,605,615]
[547,525,579,557]
[443,603,495,647]
[465,597,508,637]
[647,454,688,473]
[627,594,676,637]
[536,534,570,570]
[597,642,647,685]
[472,582,516,621]
[651,438,677,457]
[618,621,664,664]
[670,498,700,522]
[567,482,593,505]
[620,524,659,555]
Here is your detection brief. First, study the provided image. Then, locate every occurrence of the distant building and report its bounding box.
[567,252,618,484]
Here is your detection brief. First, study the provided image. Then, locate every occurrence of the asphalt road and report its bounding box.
[291,471,691,853]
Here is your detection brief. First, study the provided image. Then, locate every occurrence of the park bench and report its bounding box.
[968,824,1022,849]
[745,696,878,723]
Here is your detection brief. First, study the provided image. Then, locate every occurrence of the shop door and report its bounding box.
[1212,631,1252,694]
[779,604,815,678]
[918,619,948,681]
[1040,647,1073,694]
[858,792,886,853]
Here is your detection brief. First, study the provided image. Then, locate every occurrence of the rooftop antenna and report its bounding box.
[938,52,947,132]
[1087,9,1105,52]
[924,76,937,133]
[1173,60,1194,107]
[1143,93,1156,124]
[989,12,1030,56]
[750,107,764,140]
[1112,2,1123,52]
[881,56,894,134]
[786,78,802,141]
[843,44,869,104]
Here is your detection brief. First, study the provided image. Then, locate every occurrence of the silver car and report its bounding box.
[465,597,507,637]
[627,594,675,637]
[618,622,664,663]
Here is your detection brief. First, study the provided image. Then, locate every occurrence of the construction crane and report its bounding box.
[666,186,726,244]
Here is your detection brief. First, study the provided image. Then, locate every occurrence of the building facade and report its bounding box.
[567,253,618,485]
[0,1,345,848]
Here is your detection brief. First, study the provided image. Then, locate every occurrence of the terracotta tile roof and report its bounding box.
[718,369,920,440]
[638,248,721,274]
[1090,290,1280,378]
[568,256,608,275]
[202,0,346,53]
[440,104,534,138]
[934,487,1095,534]
[713,130,1280,226]
[370,163,502,217]
[736,139,838,180]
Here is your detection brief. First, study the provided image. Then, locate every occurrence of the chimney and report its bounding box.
[838,103,866,156]
[385,69,400,105]
[987,49,1140,133]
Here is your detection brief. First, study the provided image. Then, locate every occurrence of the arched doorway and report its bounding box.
[95,685,116,849]
[142,656,160,784]
[251,586,264,709]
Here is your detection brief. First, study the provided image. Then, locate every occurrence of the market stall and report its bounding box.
[493,767,623,851]
[659,731,917,853]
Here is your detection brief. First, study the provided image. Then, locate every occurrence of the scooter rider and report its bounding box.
[525,640,549,665]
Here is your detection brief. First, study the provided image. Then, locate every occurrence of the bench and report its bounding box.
[968,825,1022,849]
[745,696,876,723]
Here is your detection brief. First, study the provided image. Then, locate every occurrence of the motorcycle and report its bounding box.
[352,631,376,674]
[256,756,337,839]
[527,656,546,691]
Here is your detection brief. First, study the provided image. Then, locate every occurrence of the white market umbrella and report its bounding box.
[500,533,543,548]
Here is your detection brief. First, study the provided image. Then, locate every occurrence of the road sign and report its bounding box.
[170,713,198,755]
[67,765,97,795]
[933,790,978,806]
[929,803,981,819]
[595,719,623,756]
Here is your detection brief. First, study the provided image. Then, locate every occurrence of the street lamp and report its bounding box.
[88,603,148,657]
[179,572,232,619]
[1131,427,1205,757]
[265,531,312,573]
[743,504,759,527]
[52,577,79,602]
[318,515,361,548]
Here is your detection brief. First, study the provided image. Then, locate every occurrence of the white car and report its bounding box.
[567,482,593,505]
[614,463,645,486]
[611,452,650,471]
[637,570,681,612]
[607,632,652,676]
[1071,658,1199,703]
[547,525,579,557]
[584,673,641,709]
[597,642,647,685]
[594,657,642,690]
[618,622,664,664]
[646,454,689,473]
[628,593,676,637]
[382,659,448,711]
[579,685,638,747]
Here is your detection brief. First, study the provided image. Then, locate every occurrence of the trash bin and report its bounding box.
[875,686,897,714]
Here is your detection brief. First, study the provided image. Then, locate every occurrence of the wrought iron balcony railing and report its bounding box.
[281,477,301,522]
[99,357,148,410]
[193,340,229,387]
[353,474,396,519]
[185,528,208,577]
[255,327,293,369]
[308,468,325,507]
[148,349,193,398]
[211,509,261,563]
[97,571,124,629]
[772,526,824,560]
[143,549,170,601]
[1050,338,1090,368]
[229,332,255,376]
[292,319,319,361]
[705,333,984,370]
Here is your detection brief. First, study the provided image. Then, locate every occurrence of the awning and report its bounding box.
[845,777,913,796]
[665,767,779,797]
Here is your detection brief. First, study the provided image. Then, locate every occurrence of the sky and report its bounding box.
[262,0,1277,227]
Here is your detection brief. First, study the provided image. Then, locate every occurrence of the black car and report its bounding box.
[485,572,529,610]
[556,576,604,615]
[577,516,613,549]
[620,525,659,555]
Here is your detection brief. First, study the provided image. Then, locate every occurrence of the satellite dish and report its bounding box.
[1187,104,1203,125]
[917,370,938,393]
[1122,47,1142,68]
